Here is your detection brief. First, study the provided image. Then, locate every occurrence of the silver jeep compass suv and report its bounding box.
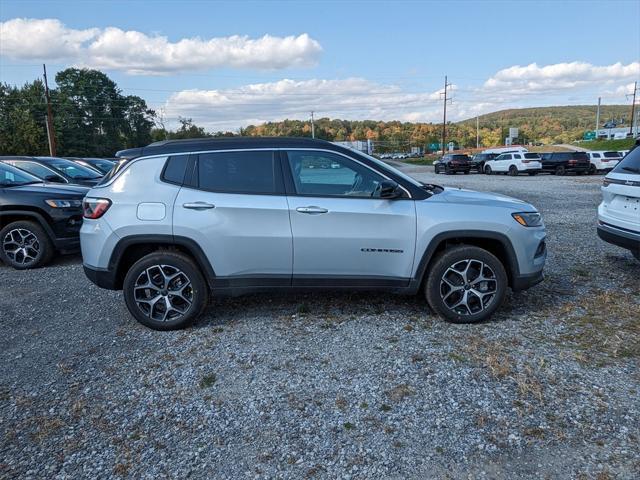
[81,138,546,330]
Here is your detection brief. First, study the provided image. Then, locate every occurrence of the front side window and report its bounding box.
[9,161,66,182]
[40,158,101,179]
[287,150,386,198]
[197,151,277,194]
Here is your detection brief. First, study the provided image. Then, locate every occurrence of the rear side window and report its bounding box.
[162,155,189,184]
[524,153,539,159]
[573,153,589,160]
[613,146,640,174]
[197,151,277,194]
[514,154,522,159]
[603,151,621,158]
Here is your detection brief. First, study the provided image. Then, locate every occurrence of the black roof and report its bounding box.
[115,137,343,159]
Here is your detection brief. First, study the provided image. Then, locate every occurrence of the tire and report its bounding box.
[0,220,53,270]
[588,164,596,175]
[425,245,508,324]
[484,165,492,175]
[463,170,470,175]
[555,165,566,176]
[123,251,209,330]
[528,171,538,176]
[434,164,440,174]
[445,165,453,175]
[508,165,519,176]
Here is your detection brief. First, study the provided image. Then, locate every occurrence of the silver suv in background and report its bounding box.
[81,138,546,330]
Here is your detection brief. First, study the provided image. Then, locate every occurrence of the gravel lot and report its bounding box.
[1,168,639,479]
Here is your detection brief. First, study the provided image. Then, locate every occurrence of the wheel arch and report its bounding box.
[108,235,216,290]
[412,230,519,292]
[0,209,56,241]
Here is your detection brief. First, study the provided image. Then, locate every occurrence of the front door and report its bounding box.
[173,150,292,285]
[283,150,416,286]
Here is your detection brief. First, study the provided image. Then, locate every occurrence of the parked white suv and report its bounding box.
[483,152,542,176]
[597,142,640,261]
[81,138,547,330]
[586,151,622,174]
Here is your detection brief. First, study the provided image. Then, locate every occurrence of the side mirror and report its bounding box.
[44,175,65,183]
[379,180,402,199]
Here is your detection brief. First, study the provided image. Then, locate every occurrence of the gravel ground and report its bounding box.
[1,168,639,479]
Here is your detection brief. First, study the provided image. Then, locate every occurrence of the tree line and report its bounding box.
[0,68,629,156]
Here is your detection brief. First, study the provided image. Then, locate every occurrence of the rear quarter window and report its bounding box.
[613,147,640,174]
[162,155,190,184]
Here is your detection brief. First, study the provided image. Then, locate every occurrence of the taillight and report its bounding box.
[522,160,531,163]
[83,198,111,219]
[568,160,577,165]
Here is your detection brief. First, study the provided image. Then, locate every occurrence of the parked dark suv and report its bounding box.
[0,162,88,269]
[0,156,103,186]
[470,153,498,172]
[434,154,472,174]
[539,152,590,175]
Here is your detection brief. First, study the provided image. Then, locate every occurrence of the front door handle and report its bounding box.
[183,202,215,210]
[296,206,328,214]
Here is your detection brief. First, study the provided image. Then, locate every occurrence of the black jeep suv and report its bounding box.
[0,162,88,269]
[470,153,498,172]
[540,152,590,175]
[434,154,472,174]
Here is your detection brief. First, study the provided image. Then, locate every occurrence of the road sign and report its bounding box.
[583,131,596,140]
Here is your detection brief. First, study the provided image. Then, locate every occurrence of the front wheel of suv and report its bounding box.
[425,245,508,324]
[484,165,492,175]
[0,220,53,269]
[123,251,209,330]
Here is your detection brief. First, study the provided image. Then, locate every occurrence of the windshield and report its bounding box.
[350,149,423,187]
[0,162,42,186]
[612,145,640,174]
[37,157,102,179]
[84,158,115,174]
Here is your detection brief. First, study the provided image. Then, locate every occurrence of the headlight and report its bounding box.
[512,212,542,227]
[45,199,83,208]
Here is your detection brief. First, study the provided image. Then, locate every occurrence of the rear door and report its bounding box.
[172,150,292,285]
[283,149,416,286]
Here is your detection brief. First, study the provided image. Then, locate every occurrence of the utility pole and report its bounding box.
[43,64,56,156]
[440,76,452,155]
[595,97,601,139]
[476,115,480,148]
[627,81,637,137]
[310,111,315,139]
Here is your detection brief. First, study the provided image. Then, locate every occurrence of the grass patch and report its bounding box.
[557,290,640,360]
[199,373,217,389]
[343,422,355,430]
[574,138,635,151]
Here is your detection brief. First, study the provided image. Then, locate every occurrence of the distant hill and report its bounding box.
[240,104,633,149]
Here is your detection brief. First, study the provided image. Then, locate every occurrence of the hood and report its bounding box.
[438,187,533,210]
[8,183,89,197]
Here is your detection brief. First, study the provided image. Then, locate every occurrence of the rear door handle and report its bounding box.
[296,206,328,214]
[183,202,215,210]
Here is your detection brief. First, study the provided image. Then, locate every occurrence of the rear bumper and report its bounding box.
[597,223,640,254]
[83,264,118,290]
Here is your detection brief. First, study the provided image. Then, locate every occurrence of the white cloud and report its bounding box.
[483,61,639,93]
[162,78,448,130]
[0,18,322,74]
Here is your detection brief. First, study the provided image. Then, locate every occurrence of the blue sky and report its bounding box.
[1,0,639,130]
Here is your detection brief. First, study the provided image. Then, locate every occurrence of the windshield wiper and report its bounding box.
[2,181,42,187]
[622,166,640,173]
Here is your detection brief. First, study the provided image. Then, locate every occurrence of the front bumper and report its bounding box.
[512,270,544,292]
[597,222,640,255]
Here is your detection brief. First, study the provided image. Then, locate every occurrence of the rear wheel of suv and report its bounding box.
[588,164,596,175]
[555,165,566,176]
[508,165,519,176]
[0,220,53,270]
[425,245,508,324]
[123,251,209,330]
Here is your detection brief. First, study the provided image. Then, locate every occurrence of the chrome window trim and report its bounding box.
[97,147,413,198]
